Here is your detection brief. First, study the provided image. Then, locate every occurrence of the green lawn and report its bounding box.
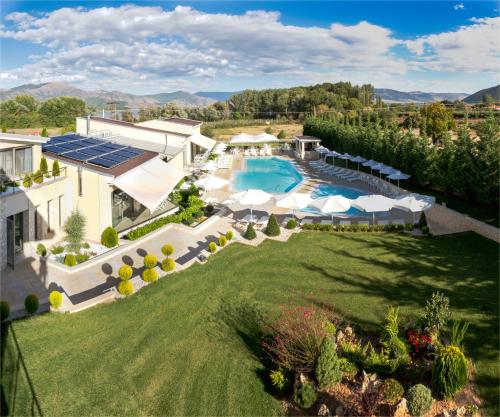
[9,232,499,416]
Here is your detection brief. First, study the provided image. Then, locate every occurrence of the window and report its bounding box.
[78,167,83,196]
[58,195,63,228]
[14,147,32,176]
[0,149,14,177]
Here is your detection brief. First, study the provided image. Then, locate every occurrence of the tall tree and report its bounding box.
[419,103,455,144]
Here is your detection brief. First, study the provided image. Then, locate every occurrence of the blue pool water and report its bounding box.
[234,157,303,193]
[302,184,370,216]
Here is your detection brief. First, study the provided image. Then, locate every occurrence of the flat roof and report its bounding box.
[165,117,202,127]
[0,132,47,144]
[102,135,183,158]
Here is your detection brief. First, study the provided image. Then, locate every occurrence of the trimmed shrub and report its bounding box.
[424,291,450,332]
[270,369,291,392]
[51,245,64,255]
[293,381,317,409]
[101,226,119,248]
[205,204,214,214]
[32,170,43,184]
[49,291,63,309]
[75,253,90,264]
[64,210,86,252]
[406,384,433,417]
[161,258,176,272]
[118,265,133,280]
[226,230,234,240]
[218,235,227,247]
[36,243,47,256]
[315,337,342,389]
[23,173,33,188]
[208,241,217,253]
[286,219,297,229]
[40,157,49,174]
[277,129,286,139]
[265,214,281,237]
[161,244,174,257]
[244,223,257,240]
[41,127,48,137]
[118,280,134,296]
[64,254,77,267]
[323,320,336,336]
[382,378,404,405]
[52,160,60,177]
[24,294,39,314]
[432,345,468,398]
[142,268,158,283]
[0,301,10,321]
[143,254,157,269]
[82,242,90,249]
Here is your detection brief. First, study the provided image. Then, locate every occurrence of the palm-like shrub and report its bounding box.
[265,214,280,237]
[424,291,450,332]
[406,384,433,417]
[293,381,317,409]
[161,258,176,272]
[218,235,227,247]
[208,241,217,253]
[64,210,86,252]
[161,244,174,257]
[382,378,404,405]
[49,291,63,309]
[315,337,342,389]
[118,280,134,296]
[24,294,39,314]
[270,369,291,392]
[432,345,468,398]
[40,157,49,175]
[101,226,118,248]
[142,268,158,283]
[244,223,257,240]
[118,265,133,280]
[143,254,157,269]
[64,254,77,267]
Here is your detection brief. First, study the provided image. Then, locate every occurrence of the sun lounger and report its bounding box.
[377,220,389,226]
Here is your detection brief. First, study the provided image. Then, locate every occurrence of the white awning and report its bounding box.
[113,157,185,212]
[190,134,216,150]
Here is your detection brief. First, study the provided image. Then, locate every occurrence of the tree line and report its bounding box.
[303,113,500,208]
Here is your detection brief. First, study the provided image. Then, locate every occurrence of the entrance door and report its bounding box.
[6,216,14,269]
[14,212,23,254]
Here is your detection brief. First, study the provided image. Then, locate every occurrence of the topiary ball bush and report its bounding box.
[161,258,176,272]
[382,378,404,405]
[406,384,433,417]
[208,241,217,253]
[0,301,10,321]
[265,214,281,237]
[82,242,90,249]
[101,226,119,248]
[64,254,77,267]
[432,345,468,399]
[205,204,214,214]
[286,219,297,229]
[118,264,133,281]
[142,268,158,283]
[24,294,39,314]
[244,223,257,240]
[36,243,47,256]
[315,337,342,389]
[118,280,134,296]
[143,254,157,269]
[161,244,174,257]
[49,291,63,309]
[226,230,234,240]
[293,381,317,409]
[218,235,227,247]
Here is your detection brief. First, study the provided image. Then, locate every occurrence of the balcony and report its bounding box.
[0,167,67,198]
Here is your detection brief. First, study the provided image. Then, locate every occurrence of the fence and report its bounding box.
[1,323,43,417]
[0,167,67,196]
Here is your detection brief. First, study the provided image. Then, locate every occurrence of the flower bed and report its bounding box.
[48,241,111,267]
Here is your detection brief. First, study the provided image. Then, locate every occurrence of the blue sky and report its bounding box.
[1,1,499,94]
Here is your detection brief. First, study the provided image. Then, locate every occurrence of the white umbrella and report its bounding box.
[194,175,229,191]
[325,151,339,165]
[336,153,352,167]
[276,192,313,217]
[254,133,278,143]
[393,195,432,224]
[379,165,396,175]
[372,163,390,178]
[308,195,351,224]
[231,189,273,223]
[201,161,217,171]
[362,159,378,174]
[231,133,255,144]
[387,171,411,188]
[351,155,367,170]
[351,194,395,225]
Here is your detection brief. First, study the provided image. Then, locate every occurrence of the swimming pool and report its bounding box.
[233,157,303,193]
[302,184,371,217]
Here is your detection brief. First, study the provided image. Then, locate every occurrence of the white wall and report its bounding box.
[136,120,200,136]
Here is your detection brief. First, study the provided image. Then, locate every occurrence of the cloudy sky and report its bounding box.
[1,1,499,94]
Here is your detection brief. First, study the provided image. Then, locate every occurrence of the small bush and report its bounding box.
[24,294,39,314]
[32,170,43,184]
[208,241,217,253]
[52,160,60,177]
[23,173,33,188]
[338,358,358,377]
[323,321,336,336]
[64,210,86,252]
[49,291,63,309]
[421,225,430,235]
[184,216,194,225]
[75,252,90,264]
[218,235,227,247]
[405,223,415,231]
[226,230,234,240]
[424,291,450,333]
[315,337,342,389]
[51,245,64,255]
[161,244,174,257]
[270,369,291,392]
[293,381,317,409]
[118,280,134,296]
[265,126,273,134]
[36,243,47,256]
[143,254,157,269]
[382,378,404,405]
[286,219,297,229]
[265,214,281,237]
[82,242,90,249]
[449,320,469,348]
[205,204,214,214]
[101,226,119,248]
[142,268,158,283]
[277,130,286,139]
[244,223,257,240]
[40,156,49,174]
[64,254,77,267]
[118,265,133,280]
[161,258,176,272]
[406,384,433,417]
[193,210,203,219]
[0,301,10,321]
[432,345,468,399]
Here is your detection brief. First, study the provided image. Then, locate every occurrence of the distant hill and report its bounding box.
[195,91,237,101]
[0,82,216,108]
[462,85,500,104]
[374,88,468,103]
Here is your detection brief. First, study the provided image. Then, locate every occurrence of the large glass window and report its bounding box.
[0,149,14,177]
[14,147,32,176]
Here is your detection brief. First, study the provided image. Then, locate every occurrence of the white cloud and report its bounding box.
[453,3,465,10]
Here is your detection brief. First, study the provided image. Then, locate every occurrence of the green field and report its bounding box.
[10,232,499,416]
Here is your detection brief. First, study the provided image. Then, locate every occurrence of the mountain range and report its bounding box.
[1,82,496,107]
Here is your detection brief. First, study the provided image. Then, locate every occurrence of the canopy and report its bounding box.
[113,157,185,212]
[387,171,411,181]
[230,133,278,144]
[336,153,352,160]
[379,166,396,175]
[371,162,386,171]
[231,133,255,144]
[351,156,367,163]
[308,196,351,214]
[316,146,329,154]
[393,195,432,213]
[201,161,217,171]
[254,133,278,143]
[276,192,313,211]
[351,194,394,224]
[190,134,216,150]
[194,175,229,191]
[325,151,340,157]
[230,189,274,222]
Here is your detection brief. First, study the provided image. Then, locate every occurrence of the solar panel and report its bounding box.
[43,145,71,154]
[126,147,144,156]
[64,151,92,161]
[80,139,101,145]
[78,147,102,157]
[113,149,138,158]
[100,153,129,163]
[88,157,119,168]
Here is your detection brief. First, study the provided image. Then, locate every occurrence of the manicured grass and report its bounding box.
[11,232,499,416]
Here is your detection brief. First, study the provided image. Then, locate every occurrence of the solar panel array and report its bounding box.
[42,134,145,169]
